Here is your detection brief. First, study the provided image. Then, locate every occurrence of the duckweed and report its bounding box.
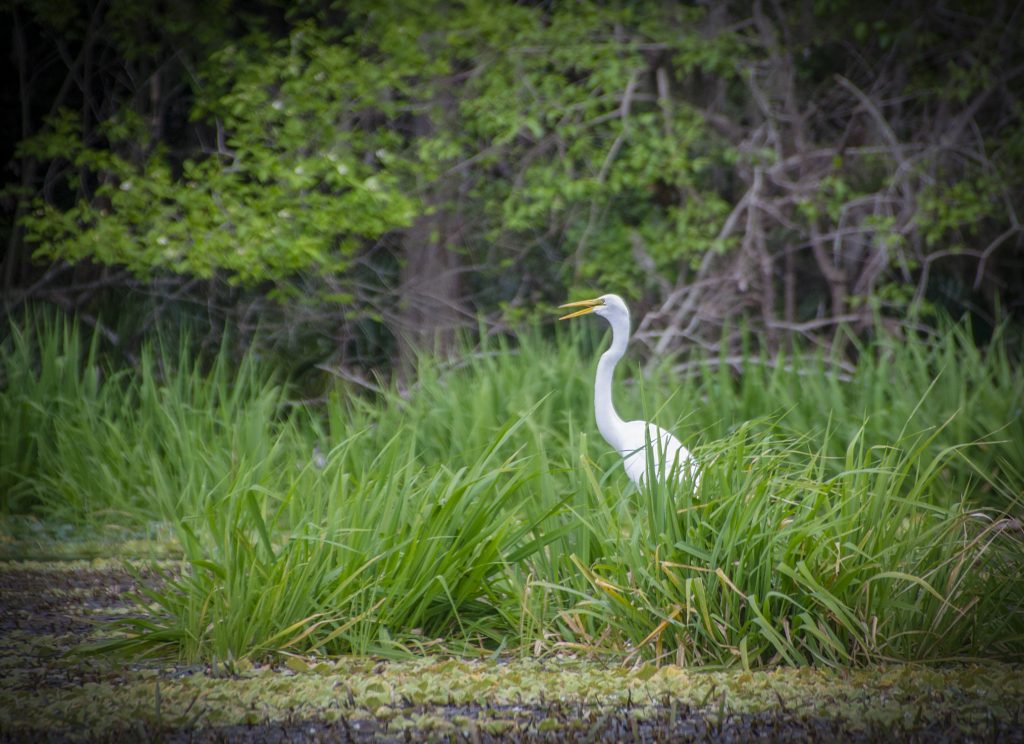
[3,546,1023,741]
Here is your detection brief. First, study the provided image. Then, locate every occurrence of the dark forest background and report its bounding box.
[3,0,1023,375]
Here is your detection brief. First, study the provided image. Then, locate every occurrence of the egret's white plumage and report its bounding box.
[559,294,698,488]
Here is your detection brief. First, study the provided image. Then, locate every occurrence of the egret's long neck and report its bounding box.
[594,311,630,452]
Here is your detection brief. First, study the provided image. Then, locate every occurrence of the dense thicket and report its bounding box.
[3,0,1023,369]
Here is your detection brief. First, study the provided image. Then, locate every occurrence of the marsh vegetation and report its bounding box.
[3,315,1021,670]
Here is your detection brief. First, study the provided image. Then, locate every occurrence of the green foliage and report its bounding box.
[13,0,744,304]
[18,24,421,284]
[11,0,1022,339]
[918,174,1006,248]
[3,314,1021,666]
[457,5,740,290]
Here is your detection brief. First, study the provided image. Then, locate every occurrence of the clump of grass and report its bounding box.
[105,410,573,662]
[556,421,1023,667]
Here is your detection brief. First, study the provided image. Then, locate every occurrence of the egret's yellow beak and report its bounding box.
[558,297,604,320]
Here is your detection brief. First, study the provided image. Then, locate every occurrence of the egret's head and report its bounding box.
[558,293,628,321]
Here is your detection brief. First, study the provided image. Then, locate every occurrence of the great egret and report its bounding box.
[559,294,698,489]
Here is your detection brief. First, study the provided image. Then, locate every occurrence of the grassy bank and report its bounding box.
[1,314,1022,667]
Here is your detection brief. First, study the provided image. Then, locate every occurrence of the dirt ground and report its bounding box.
[1,559,1022,742]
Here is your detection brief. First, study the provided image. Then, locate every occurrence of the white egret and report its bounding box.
[559,294,698,489]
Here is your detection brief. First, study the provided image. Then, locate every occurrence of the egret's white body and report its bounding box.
[560,294,698,488]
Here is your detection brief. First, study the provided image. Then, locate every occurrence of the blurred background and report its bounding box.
[2,0,1022,374]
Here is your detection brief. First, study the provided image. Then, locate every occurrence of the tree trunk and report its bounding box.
[396,90,465,374]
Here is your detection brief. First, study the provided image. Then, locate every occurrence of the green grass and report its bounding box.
[0,317,298,523]
[1,313,1022,667]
